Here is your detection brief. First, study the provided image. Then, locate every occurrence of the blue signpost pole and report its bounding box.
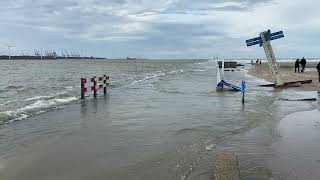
[241,80,246,104]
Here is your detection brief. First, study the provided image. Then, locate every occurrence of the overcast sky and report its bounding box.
[0,0,319,58]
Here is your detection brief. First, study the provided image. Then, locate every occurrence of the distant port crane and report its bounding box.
[5,44,15,60]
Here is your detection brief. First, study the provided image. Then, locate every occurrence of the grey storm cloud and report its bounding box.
[0,0,319,58]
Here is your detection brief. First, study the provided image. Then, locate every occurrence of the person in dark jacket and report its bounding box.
[317,62,320,82]
[300,57,306,72]
[295,59,300,73]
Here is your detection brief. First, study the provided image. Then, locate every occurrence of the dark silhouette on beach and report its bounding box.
[317,62,320,82]
[295,59,300,73]
[300,57,306,73]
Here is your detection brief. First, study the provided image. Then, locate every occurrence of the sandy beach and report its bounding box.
[248,61,320,91]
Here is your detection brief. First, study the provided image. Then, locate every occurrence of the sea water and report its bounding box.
[0,59,317,180]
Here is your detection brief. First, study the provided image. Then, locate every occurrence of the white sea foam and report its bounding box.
[0,96,78,124]
[18,97,77,112]
[192,69,209,72]
[24,95,51,101]
[130,69,187,85]
[131,72,166,84]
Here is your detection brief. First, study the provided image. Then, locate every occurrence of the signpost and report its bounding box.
[246,30,284,86]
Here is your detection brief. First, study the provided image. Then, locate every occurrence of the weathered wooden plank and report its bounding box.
[279,98,317,101]
[259,79,312,87]
[214,152,240,180]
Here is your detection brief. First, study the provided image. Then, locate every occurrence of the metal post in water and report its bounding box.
[242,92,245,104]
[81,78,86,99]
[103,75,107,95]
[241,80,246,104]
[92,76,97,98]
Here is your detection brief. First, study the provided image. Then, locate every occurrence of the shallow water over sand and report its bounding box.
[0,59,318,180]
[268,109,320,180]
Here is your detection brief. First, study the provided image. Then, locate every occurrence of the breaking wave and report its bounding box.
[0,96,77,125]
[130,69,185,85]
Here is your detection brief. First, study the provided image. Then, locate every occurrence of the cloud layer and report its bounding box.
[0,0,319,58]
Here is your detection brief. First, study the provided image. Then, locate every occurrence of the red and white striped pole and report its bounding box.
[103,75,107,95]
[81,78,87,99]
[91,76,97,98]
[81,75,109,99]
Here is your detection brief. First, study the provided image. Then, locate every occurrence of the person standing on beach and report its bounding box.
[295,59,300,73]
[300,57,306,73]
[317,62,320,82]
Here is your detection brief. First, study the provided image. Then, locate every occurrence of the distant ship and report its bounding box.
[126,57,139,60]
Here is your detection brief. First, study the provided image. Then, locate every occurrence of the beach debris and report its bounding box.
[259,79,312,88]
[279,98,317,101]
[205,144,215,151]
[218,61,243,68]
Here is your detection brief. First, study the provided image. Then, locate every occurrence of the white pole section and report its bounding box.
[260,32,283,86]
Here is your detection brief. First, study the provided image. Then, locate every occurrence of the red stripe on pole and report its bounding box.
[81,87,87,92]
[91,76,96,82]
[81,78,87,83]
[91,86,95,91]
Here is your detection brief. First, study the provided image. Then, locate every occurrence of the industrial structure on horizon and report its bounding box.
[0,48,105,60]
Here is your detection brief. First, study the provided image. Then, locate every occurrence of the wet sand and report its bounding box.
[248,62,320,91]
[268,109,320,180]
[249,61,320,179]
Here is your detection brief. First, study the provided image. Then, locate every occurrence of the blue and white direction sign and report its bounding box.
[246,30,284,47]
[246,29,285,86]
[263,29,271,41]
[246,37,261,47]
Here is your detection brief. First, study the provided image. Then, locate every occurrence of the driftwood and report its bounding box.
[259,79,312,87]
[279,98,317,101]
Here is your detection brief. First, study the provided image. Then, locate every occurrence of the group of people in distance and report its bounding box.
[250,59,262,65]
[295,57,320,82]
[294,57,307,73]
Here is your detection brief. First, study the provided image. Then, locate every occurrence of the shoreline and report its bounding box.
[247,62,320,91]
[248,62,320,91]
[246,62,320,179]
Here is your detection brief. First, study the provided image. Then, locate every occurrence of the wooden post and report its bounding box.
[81,78,86,99]
[103,75,107,95]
